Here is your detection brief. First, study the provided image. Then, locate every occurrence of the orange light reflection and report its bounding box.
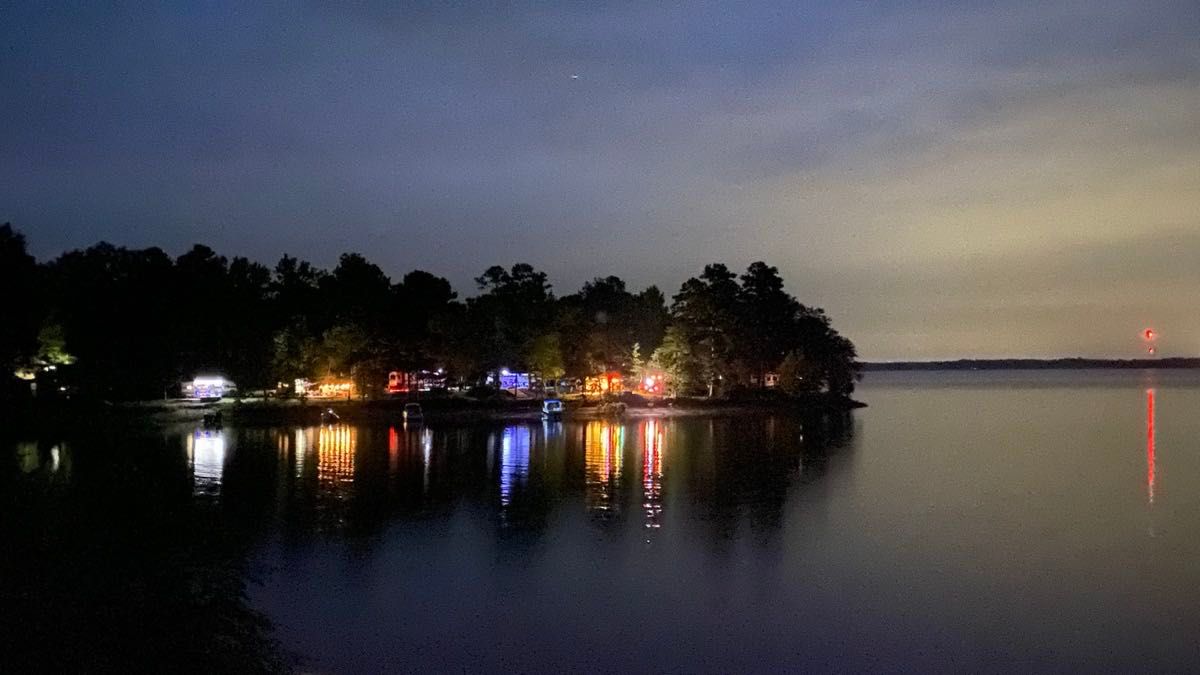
[585,421,624,514]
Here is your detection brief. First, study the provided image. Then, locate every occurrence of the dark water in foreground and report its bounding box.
[6,370,1200,672]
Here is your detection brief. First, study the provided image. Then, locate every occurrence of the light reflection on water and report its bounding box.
[169,419,719,534]
[642,418,664,529]
[186,430,224,495]
[497,425,530,509]
[1146,388,1155,505]
[316,425,355,488]
[585,421,625,517]
[16,371,1200,671]
[14,441,69,479]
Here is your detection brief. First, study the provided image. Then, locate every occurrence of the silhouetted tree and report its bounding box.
[18,230,858,401]
[670,261,860,397]
[174,244,231,378]
[391,269,459,373]
[466,263,555,380]
[671,264,741,396]
[557,276,669,378]
[223,257,274,391]
[631,286,669,357]
[323,253,392,327]
[0,224,42,399]
[271,254,325,325]
[47,243,177,399]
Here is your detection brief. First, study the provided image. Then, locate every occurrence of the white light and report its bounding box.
[193,376,225,386]
[501,368,510,376]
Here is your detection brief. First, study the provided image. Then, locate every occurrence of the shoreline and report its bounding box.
[4,394,866,433]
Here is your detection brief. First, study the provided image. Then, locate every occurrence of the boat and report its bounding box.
[542,398,564,419]
[201,411,223,429]
[403,402,424,422]
[320,408,340,425]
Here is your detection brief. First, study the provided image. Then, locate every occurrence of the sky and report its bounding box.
[2,1,1198,360]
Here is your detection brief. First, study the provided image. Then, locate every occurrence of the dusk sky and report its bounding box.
[3,1,1197,360]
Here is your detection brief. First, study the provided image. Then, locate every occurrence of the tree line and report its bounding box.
[1,223,859,401]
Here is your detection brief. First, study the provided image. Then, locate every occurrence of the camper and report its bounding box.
[403,402,424,423]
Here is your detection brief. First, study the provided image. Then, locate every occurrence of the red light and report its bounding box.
[1143,328,1156,341]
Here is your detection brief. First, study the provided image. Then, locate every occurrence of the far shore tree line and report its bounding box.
[1,223,860,402]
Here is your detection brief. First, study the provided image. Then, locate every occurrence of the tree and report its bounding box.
[527,332,565,380]
[223,257,274,391]
[557,277,668,379]
[313,324,370,378]
[795,318,859,397]
[465,263,555,380]
[0,224,43,397]
[24,239,860,402]
[776,351,819,394]
[35,322,75,367]
[271,254,325,325]
[631,286,669,357]
[322,253,392,328]
[46,243,178,399]
[174,245,231,376]
[558,275,635,375]
[272,322,317,386]
[629,342,645,383]
[391,269,459,373]
[649,325,697,397]
[668,261,860,398]
[737,262,802,386]
[670,264,741,396]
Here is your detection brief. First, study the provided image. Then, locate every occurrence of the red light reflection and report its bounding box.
[1146,388,1155,504]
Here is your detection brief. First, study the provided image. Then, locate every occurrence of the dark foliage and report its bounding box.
[6,224,859,400]
[0,224,43,400]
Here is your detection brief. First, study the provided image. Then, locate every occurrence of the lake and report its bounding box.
[5,370,1200,672]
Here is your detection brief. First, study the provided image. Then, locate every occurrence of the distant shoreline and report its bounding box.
[862,358,1200,371]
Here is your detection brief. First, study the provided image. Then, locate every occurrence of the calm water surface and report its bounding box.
[7,370,1200,672]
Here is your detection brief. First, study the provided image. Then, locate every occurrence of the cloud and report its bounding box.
[1,1,1197,358]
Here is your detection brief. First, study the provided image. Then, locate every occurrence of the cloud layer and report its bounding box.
[3,1,1197,358]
